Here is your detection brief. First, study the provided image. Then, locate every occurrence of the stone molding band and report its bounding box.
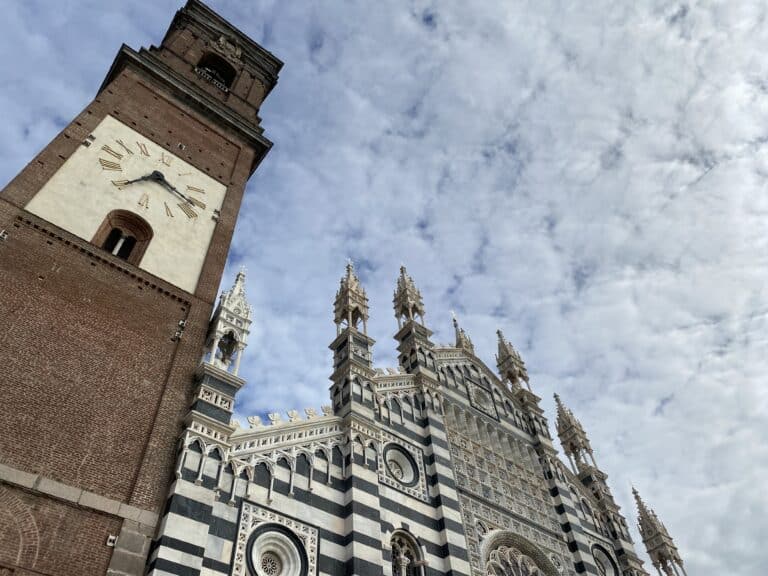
[0,462,158,527]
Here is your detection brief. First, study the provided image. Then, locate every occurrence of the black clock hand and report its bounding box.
[150,171,193,204]
[121,173,154,186]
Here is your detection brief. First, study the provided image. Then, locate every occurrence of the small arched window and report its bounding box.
[196,52,237,91]
[391,531,423,576]
[92,210,152,265]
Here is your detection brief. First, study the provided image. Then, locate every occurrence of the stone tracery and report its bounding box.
[485,545,545,576]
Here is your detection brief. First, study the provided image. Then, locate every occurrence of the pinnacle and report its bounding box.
[633,486,652,519]
[393,265,425,322]
[452,312,474,352]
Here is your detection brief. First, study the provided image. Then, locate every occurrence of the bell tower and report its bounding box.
[0,2,281,576]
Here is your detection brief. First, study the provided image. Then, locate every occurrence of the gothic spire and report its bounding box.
[451,312,474,354]
[553,393,597,472]
[391,266,437,378]
[204,267,252,376]
[393,265,426,329]
[496,330,530,390]
[333,260,369,335]
[633,487,653,525]
[633,488,687,576]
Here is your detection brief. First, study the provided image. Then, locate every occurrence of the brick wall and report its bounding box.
[0,51,261,576]
[0,484,120,576]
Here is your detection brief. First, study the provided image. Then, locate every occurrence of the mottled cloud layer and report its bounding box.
[2,1,766,573]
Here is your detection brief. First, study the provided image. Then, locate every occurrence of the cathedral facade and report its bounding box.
[0,2,685,576]
[148,264,684,576]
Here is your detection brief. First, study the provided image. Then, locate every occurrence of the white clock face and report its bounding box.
[26,115,227,292]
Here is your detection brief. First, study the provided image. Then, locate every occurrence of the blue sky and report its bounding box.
[2,1,767,574]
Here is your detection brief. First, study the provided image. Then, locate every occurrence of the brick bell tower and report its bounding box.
[0,2,281,575]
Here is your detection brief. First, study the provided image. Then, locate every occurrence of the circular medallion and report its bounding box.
[246,523,308,576]
[383,444,419,487]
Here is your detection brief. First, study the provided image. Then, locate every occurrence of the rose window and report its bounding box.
[246,523,308,576]
[260,551,283,575]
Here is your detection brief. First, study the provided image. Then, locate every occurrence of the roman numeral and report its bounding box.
[177,172,192,177]
[136,141,150,156]
[100,145,123,160]
[186,185,205,194]
[138,193,150,208]
[160,153,172,167]
[98,158,122,171]
[177,202,198,219]
[164,202,174,218]
[111,179,130,188]
[187,196,206,210]
[115,139,134,155]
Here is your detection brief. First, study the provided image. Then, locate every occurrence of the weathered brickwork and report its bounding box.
[0,484,120,576]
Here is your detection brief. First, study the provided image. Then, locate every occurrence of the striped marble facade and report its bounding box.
[147,344,643,576]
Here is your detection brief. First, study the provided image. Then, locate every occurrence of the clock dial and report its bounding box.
[94,136,209,222]
[26,115,228,292]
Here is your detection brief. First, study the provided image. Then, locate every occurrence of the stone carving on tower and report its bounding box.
[204,267,252,376]
[634,488,687,576]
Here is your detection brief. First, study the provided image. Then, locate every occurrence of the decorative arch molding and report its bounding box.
[390,529,426,576]
[591,544,619,576]
[0,485,40,568]
[480,530,559,576]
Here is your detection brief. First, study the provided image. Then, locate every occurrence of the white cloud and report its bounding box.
[2,1,766,574]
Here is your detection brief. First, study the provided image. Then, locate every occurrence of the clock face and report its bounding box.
[26,115,228,292]
[96,137,209,222]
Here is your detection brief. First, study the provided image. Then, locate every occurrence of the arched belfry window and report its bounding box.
[92,210,152,265]
[196,52,237,91]
[391,531,424,576]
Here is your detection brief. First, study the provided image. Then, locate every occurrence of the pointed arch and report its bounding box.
[187,437,205,453]
[390,396,403,424]
[480,530,559,576]
[207,445,225,460]
[402,395,414,422]
[365,440,378,468]
[391,529,424,576]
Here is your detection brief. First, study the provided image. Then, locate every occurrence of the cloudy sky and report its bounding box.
[2,0,766,573]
